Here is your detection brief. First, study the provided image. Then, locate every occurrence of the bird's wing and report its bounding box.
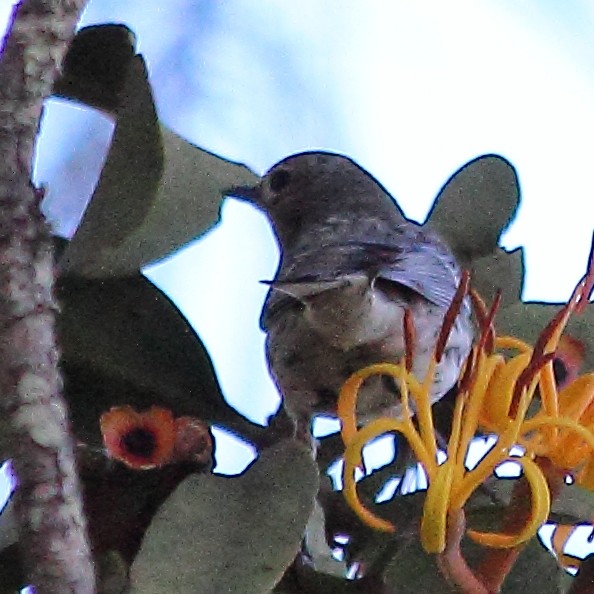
[260,290,299,330]
[292,239,459,306]
[371,242,460,308]
[260,238,459,329]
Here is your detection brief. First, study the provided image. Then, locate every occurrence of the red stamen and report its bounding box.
[470,289,489,328]
[404,308,415,372]
[477,291,502,355]
[458,347,477,395]
[509,353,555,417]
[533,306,569,362]
[436,270,470,363]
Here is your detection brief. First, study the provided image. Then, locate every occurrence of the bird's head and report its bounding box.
[228,151,403,247]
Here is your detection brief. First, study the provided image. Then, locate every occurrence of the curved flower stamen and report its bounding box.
[522,415,594,449]
[341,364,439,533]
[338,362,416,446]
[338,235,594,562]
[421,459,455,553]
[558,374,594,420]
[343,419,425,533]
[467,456,550,549]
[435,270,471,362]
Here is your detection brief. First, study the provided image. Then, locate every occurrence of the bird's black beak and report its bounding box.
[226,184,261,203]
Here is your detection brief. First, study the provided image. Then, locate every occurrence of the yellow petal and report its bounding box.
[420,459,455,553]
[520,415,594,469]
[557,374,594,422]
[495,336,532,353]
[411,357,438,460]
[539,361,559,416]
[468,456,550,548]
[482,352,531,428]
[337,362,407,445]
[341,417,438,533]
[460,351,502,452]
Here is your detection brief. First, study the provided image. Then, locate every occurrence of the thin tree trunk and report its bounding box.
[0,1,94,593]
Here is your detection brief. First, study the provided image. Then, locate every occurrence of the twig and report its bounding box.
[0,1,93,593]
[437,508,491,594]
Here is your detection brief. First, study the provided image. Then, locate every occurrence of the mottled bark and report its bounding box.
[0,1,93,593]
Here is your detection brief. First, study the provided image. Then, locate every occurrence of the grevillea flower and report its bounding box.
[100,405,177,469]
[337,242,594,556]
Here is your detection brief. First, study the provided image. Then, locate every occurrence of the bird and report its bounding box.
[229,151,473,442]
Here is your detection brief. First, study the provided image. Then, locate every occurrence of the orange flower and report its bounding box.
[100,405,176,469]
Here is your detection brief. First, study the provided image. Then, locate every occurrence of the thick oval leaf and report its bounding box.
[499,539,565,594]
[384,538,457,592]
[460,514,566,594]
[427,154,520,260]
[551,482,594,525]
[130,439,319,594]
[471,246,525,307]
[497,301,594,372]
[53,24,137,113]
[57,274,264,445]
[55,25,258,276]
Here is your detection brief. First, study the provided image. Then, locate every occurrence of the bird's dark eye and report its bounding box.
[269,169,291,193]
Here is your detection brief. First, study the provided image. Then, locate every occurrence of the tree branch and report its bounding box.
[0,1,93,593]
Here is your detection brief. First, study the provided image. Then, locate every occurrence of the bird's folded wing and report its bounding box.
[260,240,459,329]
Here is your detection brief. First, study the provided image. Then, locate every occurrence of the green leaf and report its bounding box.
[497,301,594,372]
[502,539,566,594]
[53,24,137,112]
[460,507,568,593]
[130,439,319,594]
[57,274,262,446]
[427,154,520,261]
[470,246,525,307]
[551,482,594,525]
[384,537,457,592]
[54,24,258,277]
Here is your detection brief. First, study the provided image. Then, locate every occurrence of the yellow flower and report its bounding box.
[338,249,594,555]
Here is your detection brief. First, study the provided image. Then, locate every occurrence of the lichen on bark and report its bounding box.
[0,1,94,593]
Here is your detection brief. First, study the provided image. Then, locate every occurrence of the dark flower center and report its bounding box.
[121,427,157,458]
[552,357,568,385]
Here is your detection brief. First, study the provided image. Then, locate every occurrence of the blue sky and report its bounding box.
[2,0,594,585]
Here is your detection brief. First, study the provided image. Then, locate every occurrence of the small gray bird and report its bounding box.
[230,151,473,440]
